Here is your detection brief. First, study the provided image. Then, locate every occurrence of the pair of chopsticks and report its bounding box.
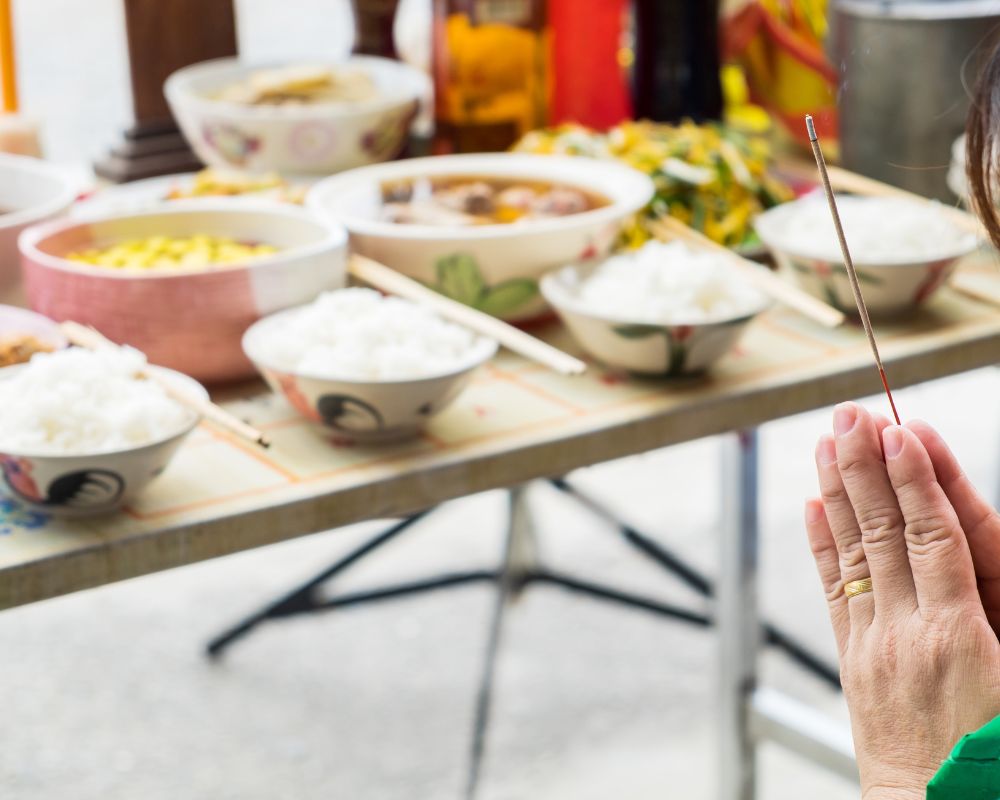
[60,321,271,449]
[647,216,846,328]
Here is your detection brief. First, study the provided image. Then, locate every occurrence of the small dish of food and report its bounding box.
[541,240,769,375]
[165,57,429,176]
[243,288,497,442]
[0,347,205,516]
[0,154,78,299]
[754,194,979,316]
[0,305,67,368]
[73,168,310,218]
[20,205,348,383]
[308,153,654,322]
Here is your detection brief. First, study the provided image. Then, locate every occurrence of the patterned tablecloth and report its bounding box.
[3,255,1000,610]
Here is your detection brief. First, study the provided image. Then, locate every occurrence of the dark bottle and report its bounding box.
[631,0,723,123]
[350,0,401,59]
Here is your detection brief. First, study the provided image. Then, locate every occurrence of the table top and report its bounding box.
[3,256,1000,611]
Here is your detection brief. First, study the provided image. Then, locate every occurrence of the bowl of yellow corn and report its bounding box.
[19,205,347,383]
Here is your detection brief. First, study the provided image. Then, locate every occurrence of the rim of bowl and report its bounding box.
[0,153,79,229]
[754,196,980,267]
[0,305,69,350]
[539,262,772,328]
[306,153,656,241]
[164,56,430,120]
[18,203,348,280]
[242,304,500,385]
[0,364,207,459]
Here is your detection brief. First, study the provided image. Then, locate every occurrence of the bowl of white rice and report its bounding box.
[754,194,979,316]
[242,288,497,442]
[0,347,205,516]
[540,241,769,376]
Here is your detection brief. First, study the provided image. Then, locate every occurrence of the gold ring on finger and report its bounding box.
[844,577,873,598]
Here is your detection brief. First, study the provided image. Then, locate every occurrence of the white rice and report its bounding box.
[569,240,766,324]
[761,194,976,263]
[254,288,487,380]
[0,347,192,455]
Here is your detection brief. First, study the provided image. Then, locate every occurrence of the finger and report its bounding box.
[882,425,979,612]
[805,498,850,657]
[833,403,917,619]
[816,431,873,629]
[907,420,1000,626]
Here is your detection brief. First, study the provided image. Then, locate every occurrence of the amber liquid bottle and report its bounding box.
[432,0,550,153]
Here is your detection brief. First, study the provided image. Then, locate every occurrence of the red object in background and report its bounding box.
[549,0,630,128]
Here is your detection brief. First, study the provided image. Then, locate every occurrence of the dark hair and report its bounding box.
[967,43,1000,248]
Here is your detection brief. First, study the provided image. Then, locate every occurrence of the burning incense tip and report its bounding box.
[805,114,817,142]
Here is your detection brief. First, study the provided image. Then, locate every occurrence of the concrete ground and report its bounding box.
[5,2,1000,797]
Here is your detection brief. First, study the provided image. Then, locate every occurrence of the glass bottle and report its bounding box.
[631,0,723,123]
[432,0,550,153]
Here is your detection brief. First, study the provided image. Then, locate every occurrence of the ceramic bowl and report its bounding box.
[540,262,769,376]
[306,153,655,323]
[0,154,78,299]
[20,204,348,383]
[0,305,67,355]
[242,306,498,442]
[754,196,979,317]
[165,57,429,176]
[0,366,205,517]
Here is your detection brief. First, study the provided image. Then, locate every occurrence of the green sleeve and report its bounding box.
[926,715,1000,799]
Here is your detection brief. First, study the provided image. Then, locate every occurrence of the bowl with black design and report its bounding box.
[0,366,206,517]
[241,301,498,443]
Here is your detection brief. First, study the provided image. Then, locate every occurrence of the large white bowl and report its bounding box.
[165,57,429,176]
[20,204,348,383]
[541,262,769,376]
[307,153,655,323]
[0,366,205,517]
[754,195,979,317]
[243,305,498,443]
[0,154,78,299]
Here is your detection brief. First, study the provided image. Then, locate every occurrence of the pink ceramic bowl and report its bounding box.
[19,205,347,383]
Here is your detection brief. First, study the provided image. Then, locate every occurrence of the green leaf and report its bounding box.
[613,324,664,340]
[477,279,539,317]
[435,253,487,306]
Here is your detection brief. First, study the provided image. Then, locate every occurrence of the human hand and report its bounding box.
[805,402,1000,799]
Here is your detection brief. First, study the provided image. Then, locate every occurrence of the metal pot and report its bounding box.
[834,0,1000,200]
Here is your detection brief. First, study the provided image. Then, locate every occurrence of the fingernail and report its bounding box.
[816,435,837,466]
[833,403,858,437]
[805,499,825,524]
[883,426,904,459]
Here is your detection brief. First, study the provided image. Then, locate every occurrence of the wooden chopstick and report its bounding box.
[648,216,846,328]
[60,321,271,449]
[348,254,587,376]
[823,164,984,236]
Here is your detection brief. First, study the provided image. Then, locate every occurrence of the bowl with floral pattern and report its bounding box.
[540,262,769,376]
[242,308,498,443]
[165,57,429,177]
[306,154,655,323]
[754,195,979,317]
[0,366,205,518]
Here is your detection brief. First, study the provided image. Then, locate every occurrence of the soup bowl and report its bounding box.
[20,204,348,383]
[0,366,205,517]
[307,153,655,323]
[165,56,429,176]
[0,154,78,301]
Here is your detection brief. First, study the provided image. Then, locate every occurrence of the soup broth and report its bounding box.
[379,175,609,226]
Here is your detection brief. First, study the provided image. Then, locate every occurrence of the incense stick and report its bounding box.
[805,115,901,425]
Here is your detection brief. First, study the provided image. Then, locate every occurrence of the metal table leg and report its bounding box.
[717,429,760,800]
